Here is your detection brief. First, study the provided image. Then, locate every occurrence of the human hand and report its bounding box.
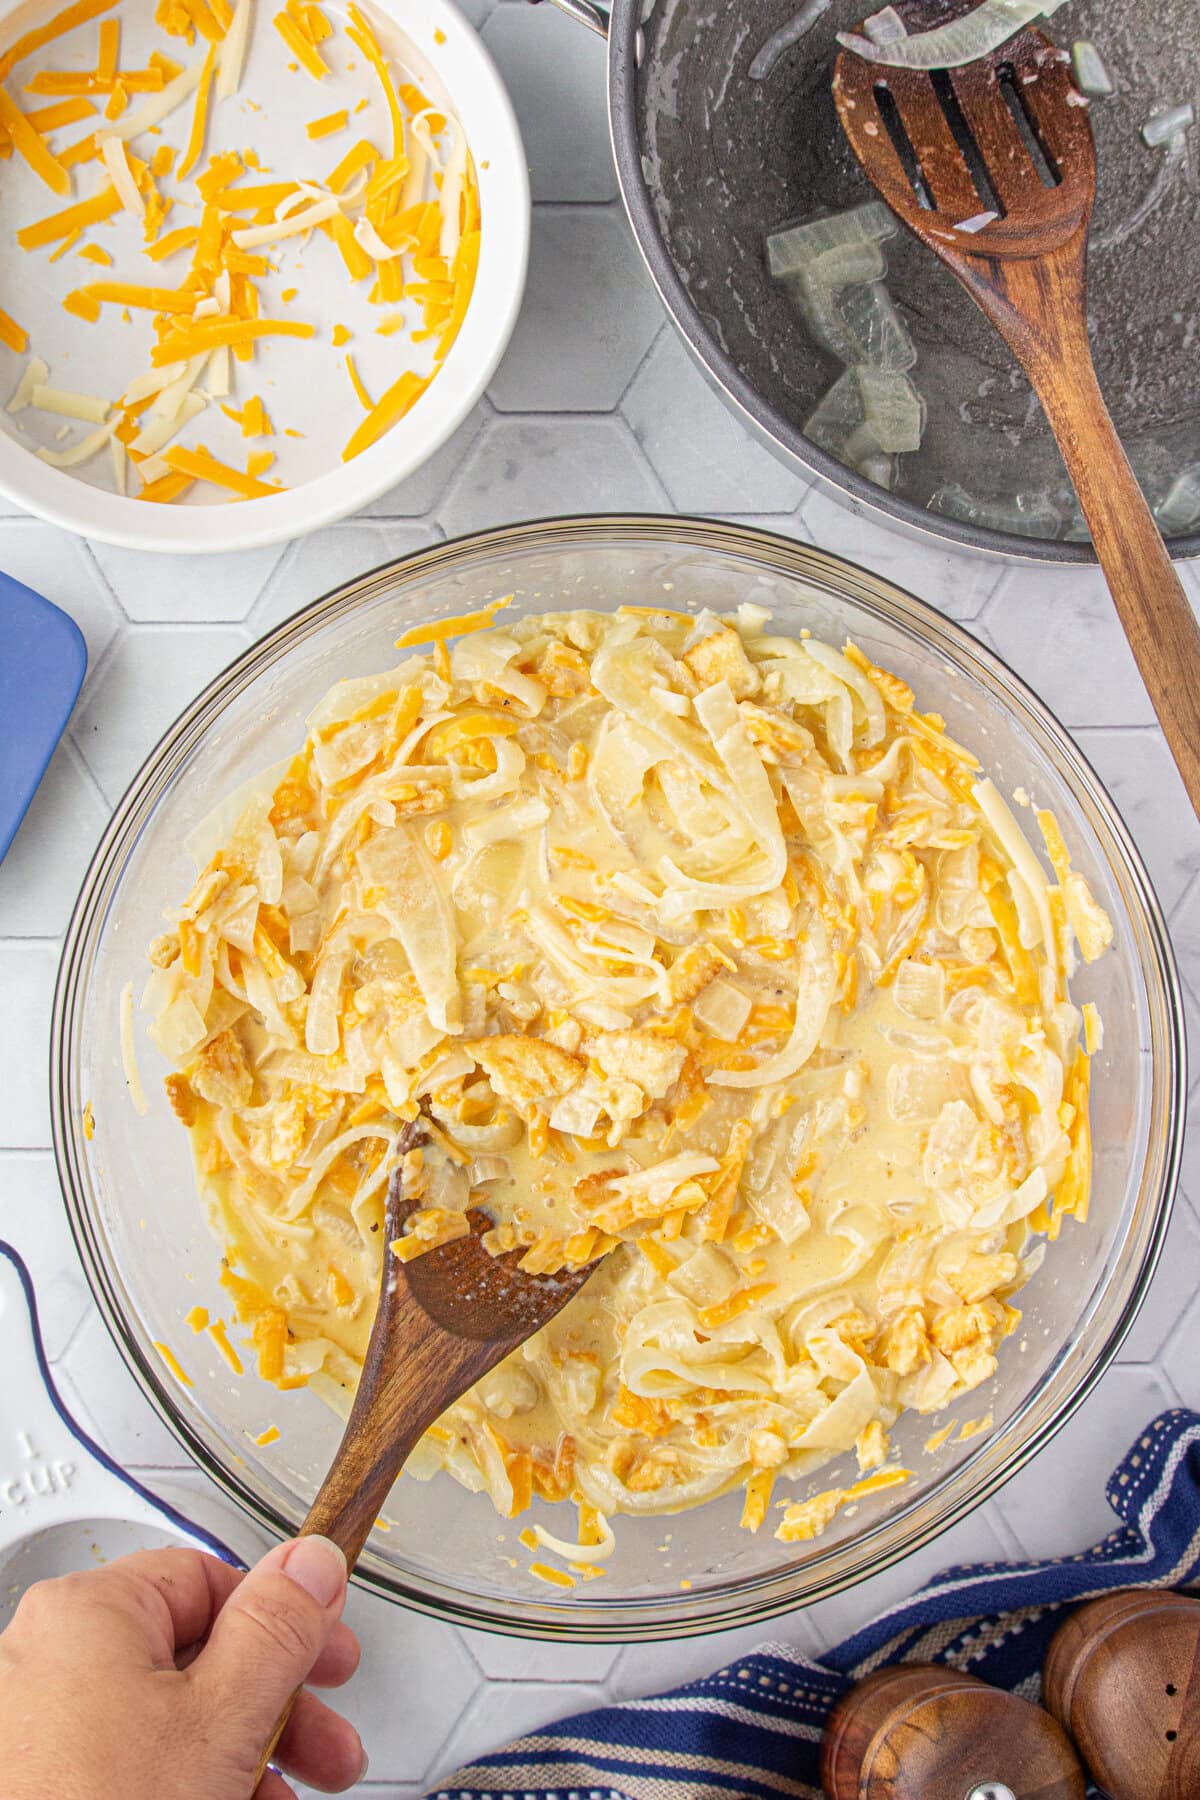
[0,1535,365,1798]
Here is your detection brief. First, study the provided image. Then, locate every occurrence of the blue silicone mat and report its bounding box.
[0,572,87,865]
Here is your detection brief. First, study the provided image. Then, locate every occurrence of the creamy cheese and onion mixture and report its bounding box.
[146,602,1111,1550]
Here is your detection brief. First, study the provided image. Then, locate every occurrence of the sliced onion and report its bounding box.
[863,5,907,45]
[955,209,999,233]
[838,0,1069,71]
[766,202,895,277]
[1070,40,1113,98]
[1156,464,1200,534]
[711,921,836,1090]
[749,0,832,83]
[356,824,462,1034]
[1142,103,1194,148]
[532,1513,615,1562]
[282,1124,397,1220]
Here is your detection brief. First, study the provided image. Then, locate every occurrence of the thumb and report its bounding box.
[191,1535,348,1739]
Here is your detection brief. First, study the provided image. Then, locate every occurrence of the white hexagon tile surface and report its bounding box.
[1,9,1199,1797]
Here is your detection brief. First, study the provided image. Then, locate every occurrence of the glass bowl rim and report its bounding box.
[51,512,1187,1640]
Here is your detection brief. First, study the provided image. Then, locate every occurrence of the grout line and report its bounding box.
[531,197,633,214]
[1166,869,1200,926]
[59,731,113,818]
[983,1504,1032,1564]
[614,321,669,415]
[92,618,259,635]
[1072,722,1169,736]
[76,534,130,629]
[71,608,125,694]
[54,1299,101,1367]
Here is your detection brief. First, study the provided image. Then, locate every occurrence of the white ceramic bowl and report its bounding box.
[0,0,528,554]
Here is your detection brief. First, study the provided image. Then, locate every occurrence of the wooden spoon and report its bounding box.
[256,1116,596,1778]
[833,21,1200,818]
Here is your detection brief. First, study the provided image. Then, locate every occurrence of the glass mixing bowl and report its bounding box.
[52,517,1185,1640]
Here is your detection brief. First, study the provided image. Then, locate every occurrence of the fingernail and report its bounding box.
[282,1535,347,1607]
[359,1748,370,1781]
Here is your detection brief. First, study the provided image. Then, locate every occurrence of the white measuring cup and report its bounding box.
[0,1239,254,1628]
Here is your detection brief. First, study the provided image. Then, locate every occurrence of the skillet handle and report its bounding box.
[528,0,610,38]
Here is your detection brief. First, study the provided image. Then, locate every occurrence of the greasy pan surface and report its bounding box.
[609,0,1200,561]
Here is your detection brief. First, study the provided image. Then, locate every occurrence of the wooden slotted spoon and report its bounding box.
[256,1117,596,1778]
[834,21,1200,817]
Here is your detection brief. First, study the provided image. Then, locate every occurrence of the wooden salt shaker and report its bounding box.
[821,1662,1085,1800]
[1043,1589,1200,1798]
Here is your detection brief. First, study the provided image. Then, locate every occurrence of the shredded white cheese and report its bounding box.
[120,979,149,1116]
[110,57,205,141]
[109,434,127,495]
[99,133,145,218]
[130,390,207,457]
[6,355,49,414]
[216,0,254,99]
[37,422,117,467]
[231,196,341,250]
[30,384,111,424]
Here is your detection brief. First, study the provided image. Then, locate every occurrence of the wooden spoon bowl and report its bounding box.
[302,1116,595,1560]
[257,1116,596,1777]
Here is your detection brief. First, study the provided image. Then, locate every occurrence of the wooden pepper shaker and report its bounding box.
[1043,1589,1200,1798]
[821,1662,1086,1799]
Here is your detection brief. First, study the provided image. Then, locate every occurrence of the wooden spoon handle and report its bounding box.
[253,1303,475,1787]
[303,1279,499,1564]
[1031,355,1200,813]
[298,1376,438,1566]
[251,1428,434,1791]
[965,257,1200,818]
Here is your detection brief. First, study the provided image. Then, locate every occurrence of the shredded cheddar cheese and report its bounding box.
[241,392,271,435]
[528,1561,576,1589]
[176,38,215,175]
[273,9,328,78]
[208,1315,245,1373]
[164,441,285,495]
[150,318,315,363]
[153,1339,192,1385]
[393,593,512,647]
[28,95,97,129]
[17,184,121,246]
[146,223,199,260]
[341,368,429,459]
[307,105,347,137]
[0,88,71,192]
[0,0,481,501]
[0,308,27,353]
[137,468,194,501]
[0,0,119,85]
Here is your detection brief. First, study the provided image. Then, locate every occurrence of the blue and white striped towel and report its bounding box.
[430,1407,1200,1800]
